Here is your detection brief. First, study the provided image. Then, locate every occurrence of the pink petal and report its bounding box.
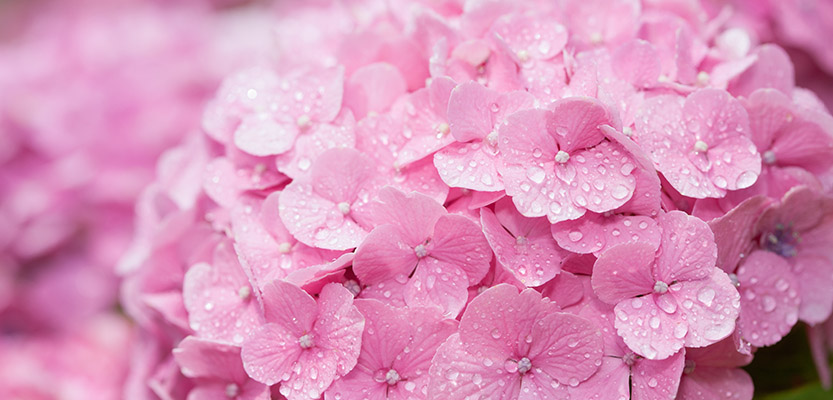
[312,283,365,376]
[706,196,771,274]
[614,294,687,360]
[260,280,317,337]
[369,187,446,246]
[518,371,569,399]
[279,149,378,250]
[561,141,637,213]
[275,111,357,179]
[234,117,298,157]
[427,333,520,400]
[325,370,386,400]
[591,242,655,305]
[527,312,604,385]
[676,269,741,349]
[539,271,584,309]
[634,94,721,198]
[728,44,795,98]
[405,259,469,318]
[549,97,610,153]
[630,349,685,399]
[498,109,584,223]
[791,254,833,324]
[240,323,303,386]
[182,260,261,345]
[434,141,504,191]
[736,251,800,347]
[481,207,562,287]
[394,306,459,376]
[447,82,502,142]
[490,13,567,61]
[343,62,407,119]
[677,367,753,400]
[566,357,629,400]
[553,213,660,256]
[173,336,249,383]
[353,225,419,285]
[654,211,717,283]
[353,299,411,372]
[429,214,493,284]
[611,40,661,88]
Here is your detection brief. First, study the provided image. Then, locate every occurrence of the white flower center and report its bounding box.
[653,281,668,294]
[278,242,292,254]
[697,71,710,86]
[693,140,708,153]
[296,114,311,128]
[385,369,401,385]
[414,244,429,258]
[515,236,528,246]
[763,150,776,164]
[517,50,529,62]
[555,150,570,164]
[517,357,532,374]
[337,202,351,215]
[225,383,240,398]
[299,334,314,349]
[436,122,450,137]
[237,286,252,300]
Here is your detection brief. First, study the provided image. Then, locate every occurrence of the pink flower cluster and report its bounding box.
[0,0,275,396]
[85,0,833,399]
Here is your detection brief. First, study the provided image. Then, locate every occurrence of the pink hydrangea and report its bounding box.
[428,284,603,399]
[241,281,364,399]
[592,211,740,359]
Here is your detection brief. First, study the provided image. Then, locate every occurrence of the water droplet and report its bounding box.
[697,288,715,307]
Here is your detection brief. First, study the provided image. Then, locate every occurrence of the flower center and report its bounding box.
[515,236,528,246]
[278,242,292,254]
[763,224,799,258]
[693,140,708,153]
[622,352,637,366]
[385,369,401,385]
[237,286,252,300]
[225,383,239,398]
[337,202,351,215]
[299,334,314,349]
[653,281,669,294]
[296,114,311,128]
[414,244,429,258]
[763,150,776,164]
[555,150,570,164]
[435,122,450,138]
[517,357,532,374]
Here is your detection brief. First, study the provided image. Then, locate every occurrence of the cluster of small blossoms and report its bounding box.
[0,0,275,397]
[122,0,833,399]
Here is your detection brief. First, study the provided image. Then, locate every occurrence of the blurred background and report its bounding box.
[0,0,831,399]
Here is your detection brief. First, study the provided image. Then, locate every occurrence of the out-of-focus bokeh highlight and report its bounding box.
[1,0,833,399]
[0,0,275,397]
